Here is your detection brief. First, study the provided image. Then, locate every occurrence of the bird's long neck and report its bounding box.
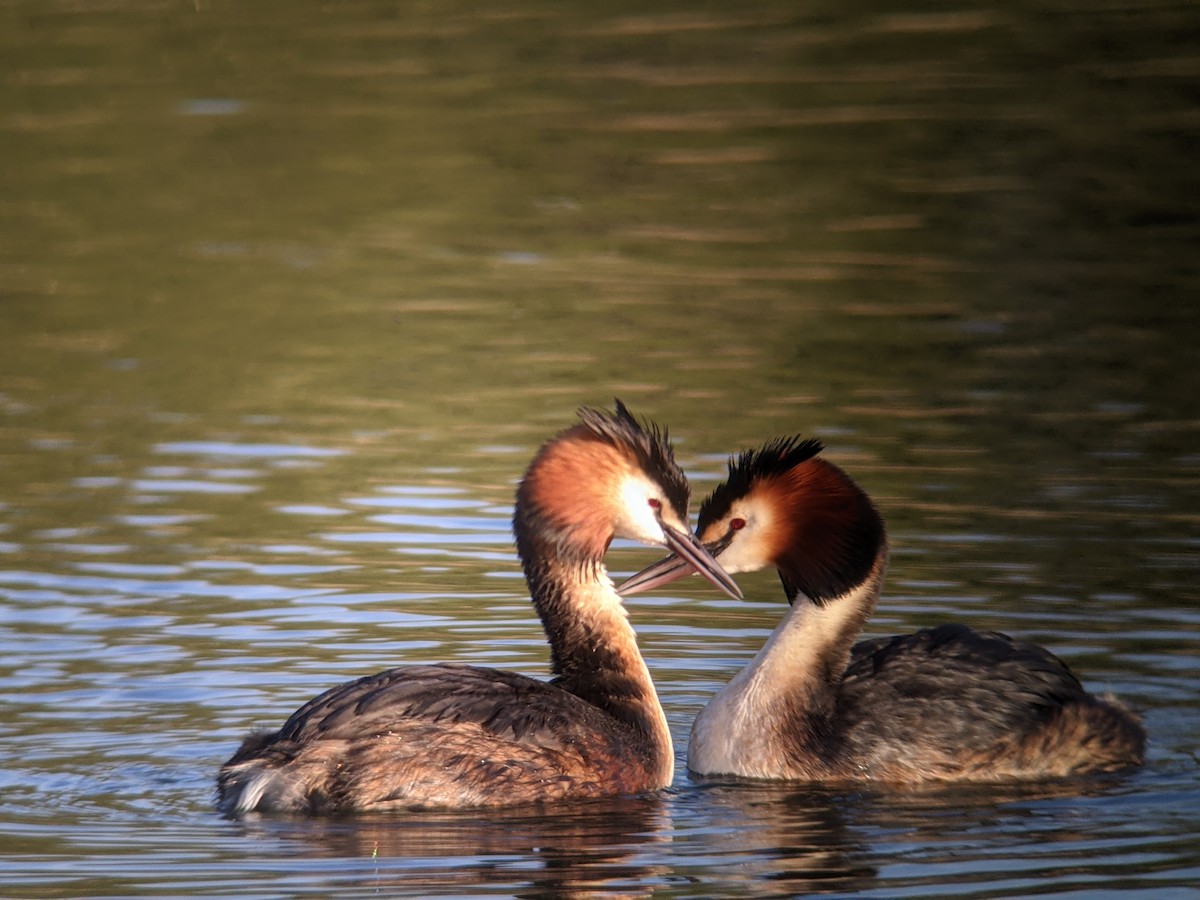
[753,555,886,717]
[690,552,887,777]
[515,525,673,781]
[749,456,890,720]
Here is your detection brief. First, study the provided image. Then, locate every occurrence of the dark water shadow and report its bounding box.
[224,793,675,898]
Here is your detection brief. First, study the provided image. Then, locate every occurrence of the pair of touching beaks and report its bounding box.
[628,524,740,600]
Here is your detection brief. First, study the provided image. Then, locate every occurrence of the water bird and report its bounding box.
[620,436,1145,783]
[217,402,742,814]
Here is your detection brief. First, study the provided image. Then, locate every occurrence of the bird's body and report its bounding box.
[220,664,662,812]
[216,403,741,815]
[622,437,1145,784]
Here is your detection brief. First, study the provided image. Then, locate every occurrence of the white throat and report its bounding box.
[687,578,878,779]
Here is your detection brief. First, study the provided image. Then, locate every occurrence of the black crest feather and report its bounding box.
[577,399,690,520]
[698,435,824,529]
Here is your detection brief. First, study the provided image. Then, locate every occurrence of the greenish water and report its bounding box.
[1,1,1197,896]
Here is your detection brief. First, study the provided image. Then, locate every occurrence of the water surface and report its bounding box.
[1,1,1197,896]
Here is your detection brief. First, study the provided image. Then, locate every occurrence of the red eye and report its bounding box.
[730,517,746,531]
[648,498,662,511]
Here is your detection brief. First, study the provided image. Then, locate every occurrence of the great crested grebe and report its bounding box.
[216,402,742,815]
[620,436,1145,783]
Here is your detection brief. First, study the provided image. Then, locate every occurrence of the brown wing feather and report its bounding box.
[830,623,1140,779]
[838,624,1084,737]
[266,664,627,747]
[218,664,656,813]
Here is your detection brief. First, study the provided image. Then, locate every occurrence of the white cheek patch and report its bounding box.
[619,475,669,546]
[713,499,771,574]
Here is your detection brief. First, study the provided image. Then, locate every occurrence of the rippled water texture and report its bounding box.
[2,1,1198,896]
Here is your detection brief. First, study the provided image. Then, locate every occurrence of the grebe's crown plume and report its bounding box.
[578,399,690,522]
[699,435,824,529]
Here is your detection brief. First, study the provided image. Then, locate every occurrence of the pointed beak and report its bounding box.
[625,525,742,600]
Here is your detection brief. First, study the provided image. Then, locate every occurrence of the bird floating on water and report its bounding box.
[217,401,742,815]
[621,436,1145,783]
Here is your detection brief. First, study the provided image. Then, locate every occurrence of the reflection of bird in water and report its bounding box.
[234,795,673,898]
[217,402,740,815]
[677,781,873,895]
[622,436,1146,783]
